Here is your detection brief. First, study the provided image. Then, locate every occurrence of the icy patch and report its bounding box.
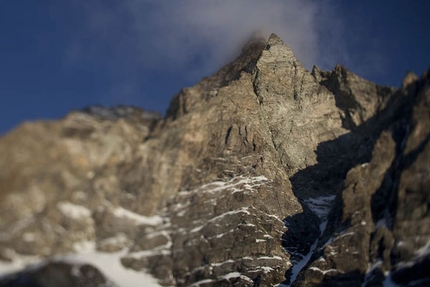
[57,201,91,219]
[286,195,336,286]
[112,207,163,226]
[287,239,319,286]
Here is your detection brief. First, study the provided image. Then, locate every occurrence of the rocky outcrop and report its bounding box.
[0,34,428,287]
[293,71,430,286]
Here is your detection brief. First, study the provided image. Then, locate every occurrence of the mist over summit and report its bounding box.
[2,1,428,137]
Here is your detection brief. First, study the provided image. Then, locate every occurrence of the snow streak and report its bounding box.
[285,195,335,286]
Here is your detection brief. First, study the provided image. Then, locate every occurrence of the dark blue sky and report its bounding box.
[1,1,429,135]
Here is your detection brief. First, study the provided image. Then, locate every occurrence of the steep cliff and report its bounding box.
[0,34,428,287]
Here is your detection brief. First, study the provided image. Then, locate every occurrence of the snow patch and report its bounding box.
[112,207,163,226]
[212,229,235,239]
[287,238,319,285]
[285,195,336,286]
[176,209,187,217]
[309,266,338,275]
[415,239,430,257]
[22,232,36,242]
[212,259,235,267]
[66,241,161,287]
[218,272,253,282]
[220,272,241,279]
[181,176,269,194]
[257,256,283,261]
[57,201,91,219]
[0,243,162,287]
[260,266,274,273]
[189,279,215,286]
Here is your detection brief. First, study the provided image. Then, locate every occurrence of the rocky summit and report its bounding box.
[0,33,429,287]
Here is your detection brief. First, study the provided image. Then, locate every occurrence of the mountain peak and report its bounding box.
[267,33,284,46]
[1,34,429,287]
[259,32,299,67]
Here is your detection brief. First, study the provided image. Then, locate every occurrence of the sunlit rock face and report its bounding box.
[0,34,429,287]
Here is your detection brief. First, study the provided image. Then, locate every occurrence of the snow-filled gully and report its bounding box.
[282,195,335,286]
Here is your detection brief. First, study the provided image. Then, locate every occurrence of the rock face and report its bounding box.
[293,70,430,287]
[0,34,429,287]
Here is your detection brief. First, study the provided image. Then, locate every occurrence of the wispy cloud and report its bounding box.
[59,1,389,110]
[67,1,348,77]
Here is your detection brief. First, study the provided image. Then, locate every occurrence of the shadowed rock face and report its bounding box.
[290,71,430,287]
[0,34,428,287]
